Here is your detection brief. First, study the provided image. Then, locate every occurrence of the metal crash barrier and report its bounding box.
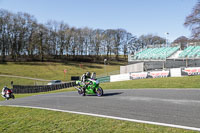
[12,82,76,94]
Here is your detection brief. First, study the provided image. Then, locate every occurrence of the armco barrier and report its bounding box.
[110,73,130,82]
[12,82,76,94]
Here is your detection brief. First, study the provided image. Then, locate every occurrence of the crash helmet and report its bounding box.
[86,72,91,78]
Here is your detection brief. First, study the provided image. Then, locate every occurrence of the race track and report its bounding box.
[1,89,200,130]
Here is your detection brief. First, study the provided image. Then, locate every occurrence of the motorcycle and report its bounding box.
[2,89,15,100]
[75,79,103,96]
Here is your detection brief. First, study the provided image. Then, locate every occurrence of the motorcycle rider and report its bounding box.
[1,86,9,99]
[81,72,91,96]
[91,72,96,79]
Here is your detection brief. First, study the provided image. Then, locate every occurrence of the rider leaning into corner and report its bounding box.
[81,72,96,96]
[1,86,10,98]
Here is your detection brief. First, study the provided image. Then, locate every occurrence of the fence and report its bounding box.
[13,82,76,94]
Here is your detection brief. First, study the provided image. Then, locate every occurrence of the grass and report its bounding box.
[101,75,200,89]
[0,77,37,88]
[0,61,200,132]
[0,61,121,100]
[0,106,198,133]
[0,62,122,81]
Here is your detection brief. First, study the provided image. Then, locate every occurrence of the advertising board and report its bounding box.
[130,72,148,79]
[148,71,169,78]
[182,67,200,76]
[170,68,181,77]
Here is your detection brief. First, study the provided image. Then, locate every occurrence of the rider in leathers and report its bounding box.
[81,72,91,96]
[1,86,9,98]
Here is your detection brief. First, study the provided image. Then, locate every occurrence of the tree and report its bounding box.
[138,34,165,48]
[126,35,139,55]
[0,8,141,62]
[113,29,127,60]
[57,22,69,56]
[173,36,188,49]
[103,29,115,59]
[0,9,12,61]
[184,0,200,38]
[34,24,48,61]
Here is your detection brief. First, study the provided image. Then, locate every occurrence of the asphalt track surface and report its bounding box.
[1,89,200,130]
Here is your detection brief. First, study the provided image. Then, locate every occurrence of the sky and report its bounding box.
[0,0,197,42]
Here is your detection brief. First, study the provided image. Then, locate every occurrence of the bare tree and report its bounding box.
[1,8,145,62]
[173,36,188,49]
[184,0,200,38]
[0,9,12,61]
[139,34,165,48]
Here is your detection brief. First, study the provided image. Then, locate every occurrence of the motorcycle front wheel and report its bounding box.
[11,94,15,99]
[96,87,103,97]
[77,87,85,96]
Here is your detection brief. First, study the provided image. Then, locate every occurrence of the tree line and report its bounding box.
[0,9,166,62]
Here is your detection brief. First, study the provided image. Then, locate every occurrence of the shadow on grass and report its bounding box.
[83,65,103,69]
[13,62,48,66]
[0,62,8,65]
[62,61,103,69]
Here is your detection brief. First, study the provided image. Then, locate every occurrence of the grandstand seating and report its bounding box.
[133,46,180,60]
[179,46,200,58]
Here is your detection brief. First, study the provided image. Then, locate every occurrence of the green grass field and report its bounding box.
[101,75,200,89]
[0,62,200,132]
[0,62,121,82]
[0,106,197,133]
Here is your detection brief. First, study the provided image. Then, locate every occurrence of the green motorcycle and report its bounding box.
[75,79,103,96]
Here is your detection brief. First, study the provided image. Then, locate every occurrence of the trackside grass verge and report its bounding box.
[101,76,200,89]
[0,77,38,89]
[0,106,198,133]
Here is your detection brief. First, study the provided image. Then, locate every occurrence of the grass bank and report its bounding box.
[0,106,197,133]
[101,76,200,89]
[0,62,121,81]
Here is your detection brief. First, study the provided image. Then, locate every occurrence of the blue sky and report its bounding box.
[0,0,197,41]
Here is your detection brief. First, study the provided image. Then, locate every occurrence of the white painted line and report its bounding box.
[1,105,200,131]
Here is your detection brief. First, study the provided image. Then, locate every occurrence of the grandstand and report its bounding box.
[132,46,180,60]
[179,46,200,58]
[128,46,200,71]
